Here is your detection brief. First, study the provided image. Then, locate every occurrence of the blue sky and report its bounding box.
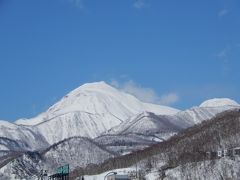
[0,0,240,121]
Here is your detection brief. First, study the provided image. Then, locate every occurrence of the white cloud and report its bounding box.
[110,80,179,106]
[217,48,227,59]
[218,9,229,17]
[158,93,179,106]
[133,0,146,9]
[215,46,232,74]
[216,45,233,59]
[69,0,84,9]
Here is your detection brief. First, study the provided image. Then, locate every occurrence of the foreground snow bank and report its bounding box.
[84,167,135,180]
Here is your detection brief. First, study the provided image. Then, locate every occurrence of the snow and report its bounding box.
[35,111,107,144]
[0,145,9,151]
[199,98,239,108]
[43,137,114,172]
[145,170,160,180]
[15,113,46,126]
[164,157,240,180]
[84,167,135,180]
[0,153,42,180]
[108,112,182,136]
[0,121,48,151]
[176,106,223,124]
[83,166,161,180]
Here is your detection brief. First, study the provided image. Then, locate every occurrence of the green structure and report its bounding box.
[48,164,70,180]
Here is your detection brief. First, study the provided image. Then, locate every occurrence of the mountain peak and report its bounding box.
[69,81,117,96]
[199,98,239,108]
[79,81,110,89]
[52,81,178,116]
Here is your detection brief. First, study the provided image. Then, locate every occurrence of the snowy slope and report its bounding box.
[0,137,115,179]
[0,137,26,151]
[0,121,48,151]
[35,111,108,145]
[164,157,240,180]
[0,152,42,180]
[95,134,156,146]
[43,137,115,172]
[106,107,228,137]
[107,98,240,141]
[94,133,157,155]
[108,112,183,136]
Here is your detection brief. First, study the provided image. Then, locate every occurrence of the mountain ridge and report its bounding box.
[1,82,239,150]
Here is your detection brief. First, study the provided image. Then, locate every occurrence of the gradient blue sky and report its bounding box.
[0,0,240,121]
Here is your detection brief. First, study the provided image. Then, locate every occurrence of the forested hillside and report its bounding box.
[71,109,240,179]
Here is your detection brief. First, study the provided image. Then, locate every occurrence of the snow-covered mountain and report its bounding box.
[100,96,239,156]
[15,82,179,145]
[107,99,240,136]
[176,98,240,125]
[1,82,239,152]
[199,98,239,108]
[0,81,239,179]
